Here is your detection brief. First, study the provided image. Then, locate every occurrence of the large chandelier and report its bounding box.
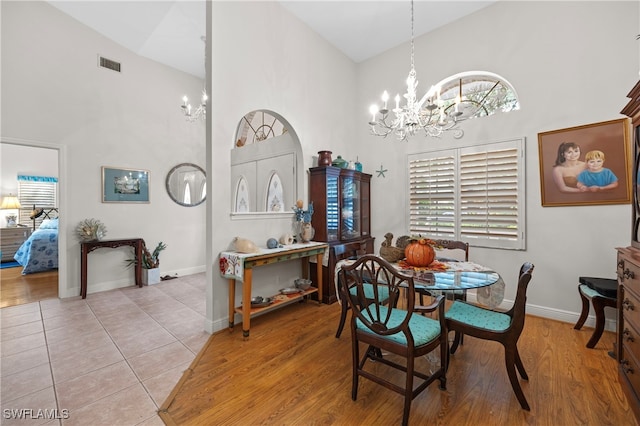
[368,0,465,141]
[180,36,207,122]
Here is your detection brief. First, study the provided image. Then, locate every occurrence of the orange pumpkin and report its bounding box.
[404,239,435,267]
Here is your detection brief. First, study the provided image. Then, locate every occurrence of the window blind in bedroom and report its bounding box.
[17,175,58,227]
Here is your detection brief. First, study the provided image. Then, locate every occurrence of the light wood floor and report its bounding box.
[0,265,58,308]
[160,301,637,426]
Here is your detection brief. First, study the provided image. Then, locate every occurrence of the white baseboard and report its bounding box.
[525,302,617,332]
[58,266,206,299]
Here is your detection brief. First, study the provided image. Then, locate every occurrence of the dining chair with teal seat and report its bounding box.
[445,262,535,411]
[334,242,389,338]
[340,255,448,426]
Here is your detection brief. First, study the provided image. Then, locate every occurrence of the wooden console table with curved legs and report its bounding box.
[80,238,143,298]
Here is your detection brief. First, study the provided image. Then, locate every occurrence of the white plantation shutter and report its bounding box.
[409,150,457,239]
[408,138,525,250]
[17,175,58,227]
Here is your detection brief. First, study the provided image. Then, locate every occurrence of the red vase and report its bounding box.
[317,151,332,167]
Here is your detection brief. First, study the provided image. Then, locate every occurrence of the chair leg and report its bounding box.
[587,297,607,349]
[455,291,466,346]
[505,347,530,410]
[439,334,448,389]
[335,300,350,338]
[402,354,415,426]
[574,286,590,330]
[450,330,462,354]
[351,334,359,401]
[514,347,528,380]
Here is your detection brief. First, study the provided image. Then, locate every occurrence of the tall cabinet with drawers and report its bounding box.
[619,80,640,421]
[615,248,640,420]
[309,166,374,304]
[1,227,31,262]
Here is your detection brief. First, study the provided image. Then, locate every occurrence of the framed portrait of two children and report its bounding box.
[538,118,631,207]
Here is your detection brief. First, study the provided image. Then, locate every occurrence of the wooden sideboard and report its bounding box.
[615,246,640,421]
[1,227,31,262]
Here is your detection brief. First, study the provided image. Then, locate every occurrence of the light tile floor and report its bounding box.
[0,273,209,426]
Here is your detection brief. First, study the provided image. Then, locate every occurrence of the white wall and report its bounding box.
[206,1,358,331]
[355,1,638,324]
[1,1,206,297]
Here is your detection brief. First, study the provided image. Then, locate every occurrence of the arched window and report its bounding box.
[434,71,519,122]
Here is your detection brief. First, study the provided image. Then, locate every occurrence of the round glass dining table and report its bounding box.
[335,259,506,308]
[401,268,505,308]
[407,269,500,290]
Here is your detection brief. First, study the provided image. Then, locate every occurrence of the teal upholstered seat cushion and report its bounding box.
[579,283,610,299]
[349,282,389,300]
[445,301,511,332]
[356,305,441,346]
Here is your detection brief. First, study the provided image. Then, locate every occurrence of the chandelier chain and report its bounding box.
[410,0,414,72]
[368,0,465,141]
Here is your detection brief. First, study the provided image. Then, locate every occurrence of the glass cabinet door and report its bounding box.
[326,174,339,241]
[341,176,361,240]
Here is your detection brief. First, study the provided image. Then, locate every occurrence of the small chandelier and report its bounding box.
[368,0,465,141]
[180,90,207,122]
[180,36,207,123]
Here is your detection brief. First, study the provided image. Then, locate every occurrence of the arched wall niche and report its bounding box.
[230,110,303,218]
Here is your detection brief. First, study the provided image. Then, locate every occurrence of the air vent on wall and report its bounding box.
[98,55,121,73]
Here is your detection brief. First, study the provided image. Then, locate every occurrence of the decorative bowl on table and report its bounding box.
[279,287,302,295]
[294,278,312,290]
[250,296,273,308]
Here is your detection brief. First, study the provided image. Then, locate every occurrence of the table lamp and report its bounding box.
[1,194,21,227]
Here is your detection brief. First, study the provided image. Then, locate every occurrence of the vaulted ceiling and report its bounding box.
[46,1,496,79]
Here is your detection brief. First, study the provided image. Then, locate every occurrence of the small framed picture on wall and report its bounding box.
[102,166,150,203]
[538,118,631,207]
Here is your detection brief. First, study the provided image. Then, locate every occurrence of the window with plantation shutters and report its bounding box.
[408,138,525,250]
[17,175,58,227]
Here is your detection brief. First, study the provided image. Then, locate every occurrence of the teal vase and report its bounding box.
[332,155,348,168]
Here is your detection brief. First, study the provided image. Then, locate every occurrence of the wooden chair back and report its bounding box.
[503,262,535,334]
[332,241,367,263]
[340,255,412,337]
[433,239,469,262]
[333,241,372,338]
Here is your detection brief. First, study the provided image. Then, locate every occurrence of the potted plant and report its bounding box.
[126,241,167,285]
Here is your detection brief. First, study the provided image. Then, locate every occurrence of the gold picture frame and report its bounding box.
[538,118,631,207]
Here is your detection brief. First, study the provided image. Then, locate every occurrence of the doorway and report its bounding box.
[0,141,63,308]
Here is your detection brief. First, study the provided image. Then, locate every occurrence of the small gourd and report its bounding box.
[266,238,279,249]
[233,237,260,254]
[404,239,435,267]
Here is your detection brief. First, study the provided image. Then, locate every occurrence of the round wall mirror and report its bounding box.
[166,163,206,207]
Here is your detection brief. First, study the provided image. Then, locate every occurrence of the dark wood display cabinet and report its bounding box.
[618,79,640,423]
[309,166,374,304]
